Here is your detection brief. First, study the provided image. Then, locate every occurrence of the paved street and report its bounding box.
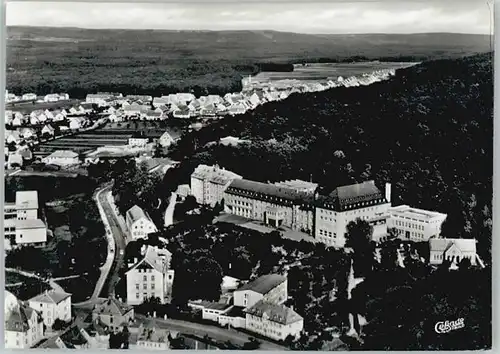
[164,192,177,227]
[135,315,287,350]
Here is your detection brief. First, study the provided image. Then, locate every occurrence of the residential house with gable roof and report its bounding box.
[5,291,44,349]
[136,318,178,350]
[42,150,80,166]
[429,238,479,266]
[92,297,134,331]
[28,290,72,327]
[245,300,303,341]
[125,245,175,305]
[125,205,158,240]
[315,181,392,247]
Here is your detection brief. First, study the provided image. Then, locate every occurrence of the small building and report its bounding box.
[245,300,303,341]
[44,94,60,102]
[233,274,288,309]
[22,93,37,101]
[387,205,447,242]
[129,135,150,148]
[5,292,44,349]
[429,238,478,266]
[125,245,174,305]
[7,153,23,169]
[69,117,87,130]
[175,184,191,199]
[137,319,177,350]
[42,150,80,166]
[158,131,175,148]
[41,124,56,137]
[219,136,250,147]
[92,297,134,332]
[125,205,158,241]
[189,301,233,322]
[28,290,72,327]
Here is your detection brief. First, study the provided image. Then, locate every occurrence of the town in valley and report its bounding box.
[3,1,493,351]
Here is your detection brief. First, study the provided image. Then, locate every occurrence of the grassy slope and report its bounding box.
[6,27,491,97]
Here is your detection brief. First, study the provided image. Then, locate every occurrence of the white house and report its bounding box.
[69,117,87,130]
[136,319,177,350]
[158,131,175,148]
[41,124,56,137]
[190,164,242,207]
[172,107,190,119]
[22,93,37,101]
[233,274,288,309]
[5,291,44,349]
[315,181,392,248]
[30,116,40,126]
[245,300,304,341]
[387,205,447,242]
[44,94,60,102]
[126,245,174,305]
[5,130,21,145]
[129,135,149,148]
[42,150,80,166]
[429,238,478,266]
[28,290,72,327]
[125,205,158,240]
[7,153,24,169]
[19,128,36,140]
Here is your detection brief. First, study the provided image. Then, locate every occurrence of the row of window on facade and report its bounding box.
[136,282,155,290]
[319,229,337,238]
[395,220,425,230]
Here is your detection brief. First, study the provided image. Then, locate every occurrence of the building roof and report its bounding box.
[16,219,46,230]
[191,164,242,186]
[246,300,303,325]
[46,150,79,159]
[137,319,175,343]
[237,274,286,295]
[16,190,38,210]
[226,179,311,204]
[274,179,318,193]
[5,303,40,332]
[318,180,386,210]
[389,205,447,220]
[29,289,71,304]
[127,246,171,274]
[126,205,153,224]
[429,238,477,253]
[93,297,133,317]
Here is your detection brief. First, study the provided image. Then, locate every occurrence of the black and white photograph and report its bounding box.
[3,0,493,350]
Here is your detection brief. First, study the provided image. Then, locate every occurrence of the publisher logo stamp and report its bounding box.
[434,318,465,334]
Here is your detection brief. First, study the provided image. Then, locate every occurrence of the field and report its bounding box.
[6,27,491,97]
[34,121,181,157]
[252,62,417,83]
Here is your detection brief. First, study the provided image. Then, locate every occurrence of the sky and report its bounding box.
[5,1,493,34]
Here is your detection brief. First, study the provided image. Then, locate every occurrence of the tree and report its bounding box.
[51,318,69,331]
[345,219,373,276]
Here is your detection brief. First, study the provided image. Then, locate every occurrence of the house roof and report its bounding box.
[126,205,152,224]
[29,289,71,304]
[127,246,171,274]
[191,164,242,186]
[16,219,46,230]
[389,205,447,221]
[59,325,90,347]
[16,190,38,210]
[226,179,311,204]
[93,297,133,317]
[47,150,79,159]
[237,274,286,295]
[318,180,385,210]
[429,238,477,253]
[245,300,303,325]
[5,303,40,332]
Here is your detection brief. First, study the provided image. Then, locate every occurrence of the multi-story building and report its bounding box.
[4,191,47,249]
[5,291,44,349]
[387,205,447,242]
[315,181,392,247]
[429,238,477,266]
[233,274,287,309]
[92,297,134,332]
[125,205,158,241]
[245,300,303,341]
[126,246,175,305]
[223,179,315,235]
[28,290,72,328]
[190,164,242,207]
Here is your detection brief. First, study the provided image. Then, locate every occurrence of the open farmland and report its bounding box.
[6,99,81,114]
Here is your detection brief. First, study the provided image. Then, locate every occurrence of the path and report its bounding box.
[135,315,287,350]
[5,268,66,293]
[164,192,177,227]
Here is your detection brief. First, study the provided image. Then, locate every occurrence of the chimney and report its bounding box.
[385,183,392,204]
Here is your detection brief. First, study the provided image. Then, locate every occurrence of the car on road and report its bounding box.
[120,250,124,256]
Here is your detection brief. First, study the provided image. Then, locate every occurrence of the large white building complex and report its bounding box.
[126,246,175,305]
[387,205,447,242]
[3,191,48,250]
[223,179,315,235]
[314,181,392,247]
[125,205,158,241]
[190,164,242,207]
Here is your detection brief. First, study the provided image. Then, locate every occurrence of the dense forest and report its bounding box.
[166,53,493,261]
[7,27,490,97]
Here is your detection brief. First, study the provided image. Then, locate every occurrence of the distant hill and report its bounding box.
[6,26,492,97]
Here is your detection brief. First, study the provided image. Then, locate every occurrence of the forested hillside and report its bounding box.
[167,53,493,261]
[7,27,490,97]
